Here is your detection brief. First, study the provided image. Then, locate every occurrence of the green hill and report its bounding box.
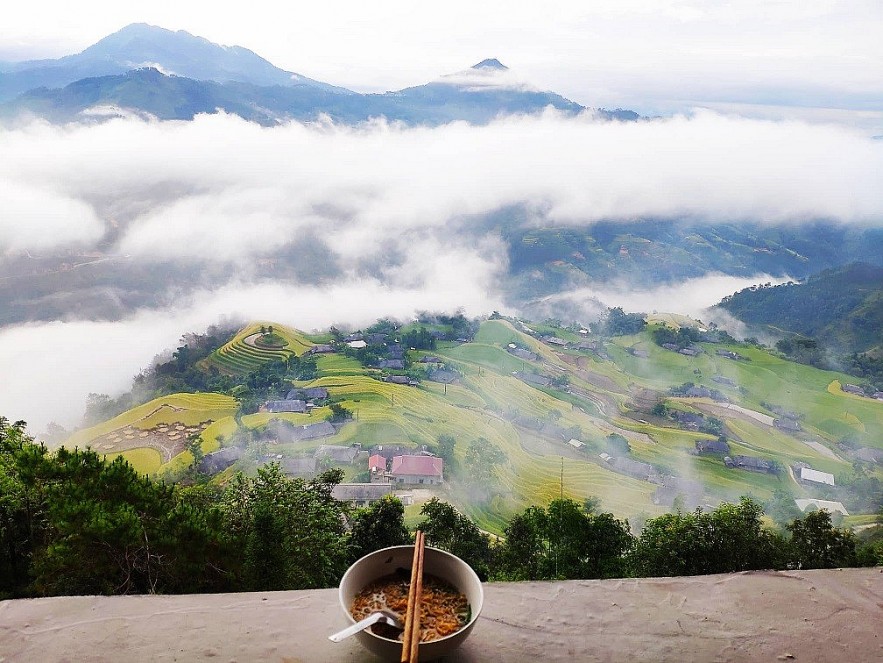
[717,263,883,355]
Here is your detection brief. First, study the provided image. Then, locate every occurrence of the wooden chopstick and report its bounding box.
[401,530,425,663]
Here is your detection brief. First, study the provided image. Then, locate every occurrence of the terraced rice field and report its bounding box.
[74,318,883,532]
[203,322,315,375]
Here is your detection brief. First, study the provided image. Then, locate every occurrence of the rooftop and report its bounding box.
[390,454,443,477]
[2,569,880,662]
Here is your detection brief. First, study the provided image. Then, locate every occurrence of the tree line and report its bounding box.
[1,417,880,599]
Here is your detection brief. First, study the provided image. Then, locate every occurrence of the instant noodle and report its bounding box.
[351,569,470,642]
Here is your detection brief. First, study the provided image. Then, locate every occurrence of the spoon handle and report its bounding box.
[328,612,386,642]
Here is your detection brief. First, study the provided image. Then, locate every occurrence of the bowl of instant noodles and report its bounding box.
[338,545,484,661]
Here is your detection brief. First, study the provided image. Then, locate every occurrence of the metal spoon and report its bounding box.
[328,610,404,642]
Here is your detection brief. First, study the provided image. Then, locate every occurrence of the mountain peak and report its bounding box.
[471,58,508,71]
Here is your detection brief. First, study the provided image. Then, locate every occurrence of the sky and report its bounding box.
[2,1,883,429]
[1,1,882,123]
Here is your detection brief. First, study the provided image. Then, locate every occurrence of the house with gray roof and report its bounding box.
[198,447,242,475]
[315,445,361,464]
[724,455,777,474]
[286,387,329,401]
[264,399,307,413]
[427,369,459,384]
[696,438,731,455]
[609,456,654,481]
[513,371,552,388]
[331,483,394,506]
[278,457,318,476]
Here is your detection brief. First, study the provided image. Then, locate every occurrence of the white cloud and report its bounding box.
[1,110,882,429]
[534,273,792,321]
[0,273,510,431]
[0,179,104,251]
[3,111,881,267]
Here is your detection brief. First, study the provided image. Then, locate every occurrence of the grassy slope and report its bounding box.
[68,319,883,532]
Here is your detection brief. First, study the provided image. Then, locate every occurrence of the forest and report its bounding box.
[2,417,880,599]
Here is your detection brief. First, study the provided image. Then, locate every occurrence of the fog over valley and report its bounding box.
[1,109,882,429]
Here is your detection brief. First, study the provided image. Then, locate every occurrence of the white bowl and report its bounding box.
[337,545,484,661]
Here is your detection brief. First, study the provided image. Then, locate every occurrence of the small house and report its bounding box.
[378,359,405,370]
[309,344,335,354]
[278,457,318,476]
[567,438,585,449]
[198,447,242,475]
[610,456,654,481]
[799,467,835,486]
[264,399,307,413]
[387,375,418,386]
[855,447,883,464]
[287,387,329,402]
[427,369,459,384]
[368,454,387,473]
[513,371,552,388]
[794,499,849,516]
[842,384,865,395]
[388,455,444,485]
[315,444,361,465]
[724,455,777,474]
[774,418,801,432]
[696,439,730,455]
[331,483,394,507]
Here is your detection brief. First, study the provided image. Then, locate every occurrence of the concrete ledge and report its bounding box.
[1,569,881,662]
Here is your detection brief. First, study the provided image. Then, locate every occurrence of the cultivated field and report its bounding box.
[69,319,883,533]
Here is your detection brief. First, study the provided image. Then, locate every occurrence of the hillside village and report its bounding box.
[60,313,883,535]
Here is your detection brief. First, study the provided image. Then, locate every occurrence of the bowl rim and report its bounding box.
[337,544,484,644]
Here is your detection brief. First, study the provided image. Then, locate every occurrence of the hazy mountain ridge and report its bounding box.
[503,220,883,300]
[0,23,349,102]
[0,24,634,125]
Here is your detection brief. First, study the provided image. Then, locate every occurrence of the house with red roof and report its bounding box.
[368,454,387,473]
[388,455,444,485]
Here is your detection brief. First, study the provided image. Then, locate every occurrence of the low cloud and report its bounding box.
[525,273,791,323]
[1,110,881,428]
[0,272,511,432]
[2,111,881,264]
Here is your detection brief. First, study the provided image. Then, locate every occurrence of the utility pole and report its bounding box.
[560,456,564,500]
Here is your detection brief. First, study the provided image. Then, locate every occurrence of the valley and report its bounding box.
[64,316,883,534]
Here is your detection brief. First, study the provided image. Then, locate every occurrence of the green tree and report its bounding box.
[787,509,857,569]
[418,498,493,580]
[222,465,347,590]
[496,499,632,581]
[632,498,785,577]
[347,495,411,563]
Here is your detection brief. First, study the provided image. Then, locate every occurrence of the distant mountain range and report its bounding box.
[717,262,883,356]
[0,23,637,125]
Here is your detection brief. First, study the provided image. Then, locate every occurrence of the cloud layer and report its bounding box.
[1,110,882,429]
[3,109,882,262]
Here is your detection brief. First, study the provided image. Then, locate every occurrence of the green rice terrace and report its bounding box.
[201,322,315,375]
[65,318,883,534]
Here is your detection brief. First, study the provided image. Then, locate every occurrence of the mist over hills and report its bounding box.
[0,23,633,125]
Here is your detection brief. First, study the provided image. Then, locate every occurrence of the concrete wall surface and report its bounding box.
[1,568,881,662]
